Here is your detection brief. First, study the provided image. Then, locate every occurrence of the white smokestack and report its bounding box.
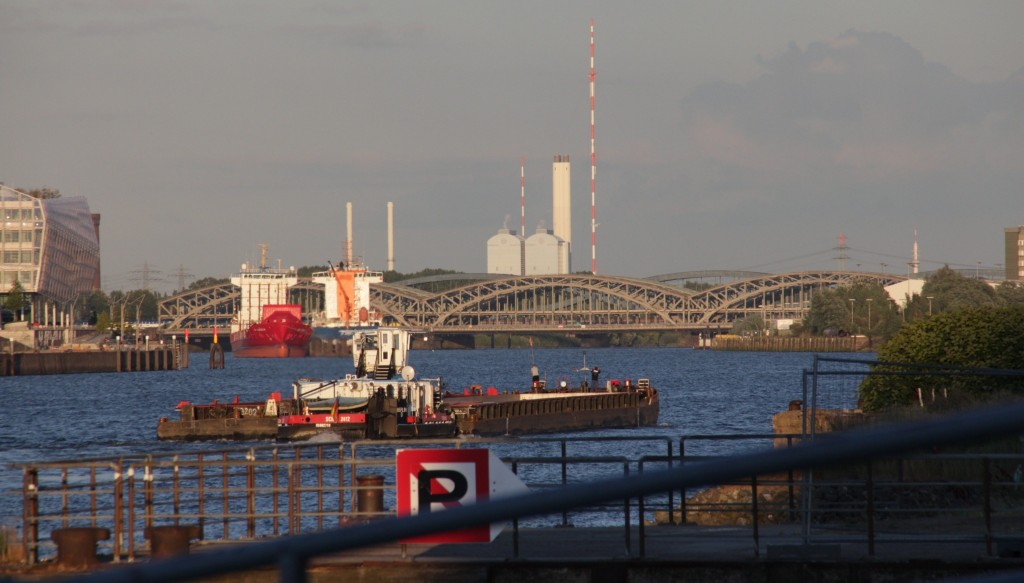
[387,201,395,272]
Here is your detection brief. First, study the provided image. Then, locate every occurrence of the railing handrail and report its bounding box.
[24,399,1024,583]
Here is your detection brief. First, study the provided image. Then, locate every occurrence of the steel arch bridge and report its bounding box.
[370,272,902,330]
[159,271,903,332]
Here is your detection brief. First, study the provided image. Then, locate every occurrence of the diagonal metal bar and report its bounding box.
[40,400,1024,583]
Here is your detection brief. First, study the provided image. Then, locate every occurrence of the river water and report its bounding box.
[0,347,863,524]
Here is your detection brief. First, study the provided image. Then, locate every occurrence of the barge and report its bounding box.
[445,379,658,436]
[157,329,659,442]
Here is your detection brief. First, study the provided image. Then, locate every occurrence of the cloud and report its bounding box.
[680,30,1024,185]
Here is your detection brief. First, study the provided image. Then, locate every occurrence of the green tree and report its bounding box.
[857,305,1024,411]
[4,280,26,320]
[297,265,328,278]
[384,268,461,283]
[17,187,61,199]
[920,266,1000,314]
[732,315,767,337]
[803,290,852,334]
[95,311,112,334]
[187,277,229,291]
[83,290,109,325]
[803,283,901,338]
[106,289,160,331]
[996,282,1024,305]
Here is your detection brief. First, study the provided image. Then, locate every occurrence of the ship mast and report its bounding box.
[589,18,597,274]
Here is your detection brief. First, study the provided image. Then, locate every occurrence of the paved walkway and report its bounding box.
[7,525,1023,582]
[314,524,1018,563]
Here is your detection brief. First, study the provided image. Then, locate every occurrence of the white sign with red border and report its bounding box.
[396,448,528,543]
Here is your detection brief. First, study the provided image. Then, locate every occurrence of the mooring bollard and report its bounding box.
[51,527,110,569]
[356,474,385,518]
[209,344,224,369]
[144,524,203,559]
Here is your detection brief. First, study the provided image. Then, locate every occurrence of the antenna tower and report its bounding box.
[835,233,849,272]
[129,260,164,291]
[589,18,597,274]
[174,264,194,292]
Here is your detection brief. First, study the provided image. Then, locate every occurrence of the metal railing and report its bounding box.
[9,429,1024,569]
[13,436,680,565]
[7,399,1022,583]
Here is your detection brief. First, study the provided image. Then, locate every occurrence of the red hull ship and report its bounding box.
[230,304,312,358]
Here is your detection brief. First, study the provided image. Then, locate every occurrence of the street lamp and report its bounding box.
[849,298,856,334]
[866,298,873,334]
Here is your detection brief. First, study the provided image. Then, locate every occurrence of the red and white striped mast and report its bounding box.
[589,18,597,274]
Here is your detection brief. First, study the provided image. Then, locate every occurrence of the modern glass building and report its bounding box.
[1,185,100,321]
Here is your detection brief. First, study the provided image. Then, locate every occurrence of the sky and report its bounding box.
[2,1,1023,293]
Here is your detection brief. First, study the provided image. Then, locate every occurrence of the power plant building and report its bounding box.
[525,227,569,275]
[487,228,524,275]
[552,154,572,270]
[1006,226,1024,281]
[486,154,572,276]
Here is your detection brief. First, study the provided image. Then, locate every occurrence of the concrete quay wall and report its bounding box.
[0,347,178,376]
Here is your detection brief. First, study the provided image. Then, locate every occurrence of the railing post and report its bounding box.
[288,458,298,535]
[61,468,69,529]
[561,440,569,527]
[247,449,257,538]
[678,437,687,524]
[511,461,520,559]
[623,461,631,557]
[271,449,280,535]
[90,466,98,529]
[664,439,675,524]
[144,461,154,531]
[222,452,230,538]
[751,474,759,557]
[638,460,646,559]
[337,446,345,527]
[125,465,134,561]
[316,446,325,530]
[984,457,993,556]
[23,467,39,566]
[348,444,359,513]
[173,456,181,527]
[866,460,875,556]
[197,453,206,537]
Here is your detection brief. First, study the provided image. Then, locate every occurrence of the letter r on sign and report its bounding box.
[417,468,469,512]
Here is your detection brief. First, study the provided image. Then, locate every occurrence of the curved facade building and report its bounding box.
[1,186,100,313]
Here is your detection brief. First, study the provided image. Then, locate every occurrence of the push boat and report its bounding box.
[228,245,312,358]
[157,329,659,441]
